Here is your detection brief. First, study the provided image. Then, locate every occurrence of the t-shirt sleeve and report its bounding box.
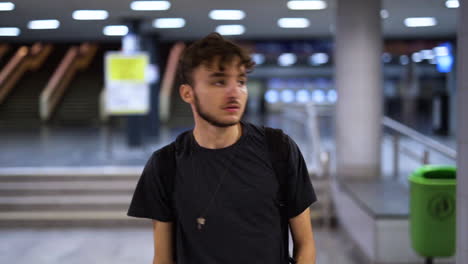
[127,149,175,222]
[285,135,318,219]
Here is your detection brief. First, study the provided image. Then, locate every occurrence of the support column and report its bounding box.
[456,0,468,262]
[123,20,144,147]
[335,0,382,178]
[141,35,161,138]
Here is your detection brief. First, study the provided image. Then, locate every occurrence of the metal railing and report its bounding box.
[281,102,331,178]
[382,116,457,180]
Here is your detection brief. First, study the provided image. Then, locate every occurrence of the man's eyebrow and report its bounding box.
[208,72,247,78]
[209,72,226,78]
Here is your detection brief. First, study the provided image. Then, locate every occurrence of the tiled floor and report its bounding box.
[0,225,364,264]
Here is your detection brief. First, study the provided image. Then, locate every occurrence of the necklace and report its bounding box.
[190,130,240,231]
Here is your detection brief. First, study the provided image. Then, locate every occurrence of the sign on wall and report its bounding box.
[104,52,150,115]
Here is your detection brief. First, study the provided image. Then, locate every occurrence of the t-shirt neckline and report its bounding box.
[190,122,248,152]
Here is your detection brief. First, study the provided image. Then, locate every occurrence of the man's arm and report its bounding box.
[152,220,175,264]
[289,207,316,264]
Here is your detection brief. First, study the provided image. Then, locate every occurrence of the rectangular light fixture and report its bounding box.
[103,25,129,36]
[404,17,437,27]
[209,10,246,20]
[278,18,310,28]
[153,18,186,28]
[287,0,327,10]
[0,2,14,11]
[28,20,60,30]
[0,27,20,36]
[445,0,459,8]
[215,25,245,35]
[73,10,109,20]
[130,1,170,11]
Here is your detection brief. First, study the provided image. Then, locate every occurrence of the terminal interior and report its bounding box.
[0,0,466,263]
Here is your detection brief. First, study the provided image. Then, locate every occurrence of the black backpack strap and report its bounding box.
[264,127,296,264]
[157,142,177,262]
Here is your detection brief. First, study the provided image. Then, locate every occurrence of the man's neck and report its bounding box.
[192,122,242,149]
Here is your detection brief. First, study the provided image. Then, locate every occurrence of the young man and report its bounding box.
[127,33,317,264]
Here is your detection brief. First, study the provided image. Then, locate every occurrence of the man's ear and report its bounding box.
[179,84,193,104]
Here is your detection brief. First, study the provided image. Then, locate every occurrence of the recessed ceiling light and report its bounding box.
[278,18,310,28]
[380,9,389,19]
[278,53,297,66]
[28,20,60,30]
[412,52,422,63]
[252,53,265,65]
[103,25,129,36]
[445,0,459,8]
[0,27,20,36]
[209,10,246,20]
[130,1,170,11]
[215,25,245,35]
[73,10,109,20]
[434,46,449,57]
[400,55,409,65]
[287,0,327,10]
[420,49,435,60]
[310,53,329,65]
[381,53,392,63]
[404,17,437,27]
[153,18,186,28]
[0,2,14,11]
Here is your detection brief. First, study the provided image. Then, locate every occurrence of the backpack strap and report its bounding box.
[157,142,178,262]
[264,127,296,264]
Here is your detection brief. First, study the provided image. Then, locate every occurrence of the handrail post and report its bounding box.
[422,150,430,164]
[393,134,400,180]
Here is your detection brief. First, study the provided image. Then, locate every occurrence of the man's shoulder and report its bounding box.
[150,130,192,159]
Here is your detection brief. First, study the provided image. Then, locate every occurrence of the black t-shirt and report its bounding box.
[127,122,317,264]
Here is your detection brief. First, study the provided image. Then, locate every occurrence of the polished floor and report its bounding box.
[0,225,366,264]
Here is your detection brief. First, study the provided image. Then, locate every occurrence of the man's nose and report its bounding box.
[226,80,241,96]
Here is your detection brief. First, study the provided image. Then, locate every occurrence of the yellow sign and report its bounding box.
[108,55,148,82]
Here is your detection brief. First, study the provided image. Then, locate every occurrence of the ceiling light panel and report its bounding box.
[278,18,310,28]
[73,10,109,20]
[445,0,459,8]
[215,25,245,35]
[0,2,14,11]
[287,0,327,10]
[404,17,437,27]
[153,18,186,28]
[28,20,60,30]
[103,25,129,36]
[0,27,20,36]
[209,10,246,20]
[130,1,170,11]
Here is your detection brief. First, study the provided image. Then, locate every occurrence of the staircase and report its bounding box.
[0,167,148,227]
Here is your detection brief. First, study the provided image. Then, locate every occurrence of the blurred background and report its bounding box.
[0,0,465,263]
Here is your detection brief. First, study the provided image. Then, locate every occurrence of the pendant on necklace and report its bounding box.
[196,217,206,230]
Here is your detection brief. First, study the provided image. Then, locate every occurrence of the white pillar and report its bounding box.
[456,0,468,262]
[335,0,382,179]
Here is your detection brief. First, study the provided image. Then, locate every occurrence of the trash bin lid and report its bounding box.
[409,165,456,185]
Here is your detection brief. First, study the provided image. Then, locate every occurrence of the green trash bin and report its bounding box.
[409,165,456,259]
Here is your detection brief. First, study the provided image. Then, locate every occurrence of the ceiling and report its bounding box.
[0,0,459,42]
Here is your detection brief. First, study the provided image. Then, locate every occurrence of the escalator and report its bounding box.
[48,48,105,127]
[0,46,67,129]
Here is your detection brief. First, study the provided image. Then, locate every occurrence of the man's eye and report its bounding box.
[214,80,225,86]
[238,80,246,85]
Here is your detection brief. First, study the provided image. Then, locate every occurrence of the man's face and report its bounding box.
[190,57,248,128]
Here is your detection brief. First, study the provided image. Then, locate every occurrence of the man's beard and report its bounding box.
[193,93,243,128]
